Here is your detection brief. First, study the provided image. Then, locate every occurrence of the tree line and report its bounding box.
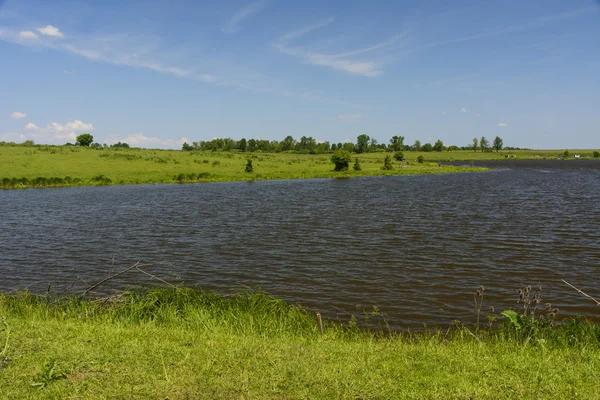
[182,134,507,154]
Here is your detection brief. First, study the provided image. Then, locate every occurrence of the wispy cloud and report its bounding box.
[18,31,38,40]
[460,107,468,113]
[37,25,64,38]
[222,0,269,34]
[10,111,27,119]
[336,113,361,121]
[416,7,595,52]
[498,122,507,127]
[273,18,404,77]
[441,112,447,116]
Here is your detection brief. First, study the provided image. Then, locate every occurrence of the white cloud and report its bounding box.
[498,122,508,127]
[19,31,39,40]
[24,123,39,130]
[441,112,447,116]
[104,133,189,149]
[37,25,64,39]
[460,107,468,113]
[47,120,95,132]
[474,113,480,117]
[273,19,403,77]
[10,111,27,119]
[222,0,269,34]
[336,114,361,121]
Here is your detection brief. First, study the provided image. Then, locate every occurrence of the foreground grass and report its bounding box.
[1,288,599,399]
[0,145,492,189]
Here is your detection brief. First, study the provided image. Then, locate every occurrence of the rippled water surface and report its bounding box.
[1,161,599,329]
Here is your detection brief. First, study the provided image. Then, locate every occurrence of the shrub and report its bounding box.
[353,158,361,171]
[212,161,220,166]
[331,149,352,171]
[245,159,253,173]
[381,155,394,170]
[393,151,404,161]
[594,151,599,158]
[417,155,424,163]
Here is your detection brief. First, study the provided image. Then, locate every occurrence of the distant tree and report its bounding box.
[182,142,193,151]
[90,143,102,149]
[331,149,352,171]
[414,140,422,152]
[369,138,378,152]
[245,159,253,173]
[480,136,489,152]
[330,143,337,151]
[281,135,296,152]
[563,150,570,159]
[493,136,503,152]
[356,134,370,154]
[472,138,478,152]
[237,138,247,152]
[112,142,130,149]
[417,155,424,163]
[389,135,405,152]
[247,139,258,152]
[353,158,361,171]
[76,133,94,147]
[447,145,458,151]
[594,151,599,158]
[381,155,394,170]
[342,142,355,153]
[421,143,433,152]
[22,140,34,147]
[433,140,444,152]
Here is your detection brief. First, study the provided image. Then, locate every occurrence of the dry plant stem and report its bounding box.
[134,266,174,287]
[316,313,324,336]
[562,279,600,305]
[80,262,141,298]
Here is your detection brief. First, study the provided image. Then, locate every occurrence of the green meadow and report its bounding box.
[1,288,599,399]
[0,145,495,189]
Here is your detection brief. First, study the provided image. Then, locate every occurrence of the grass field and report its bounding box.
[1,287,599,399]
[0,145,497,189]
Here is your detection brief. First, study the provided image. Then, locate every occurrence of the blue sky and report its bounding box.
[1,0,599,149]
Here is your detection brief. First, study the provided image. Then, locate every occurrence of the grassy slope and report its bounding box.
[1,146,492,189]
[1,288,599,399]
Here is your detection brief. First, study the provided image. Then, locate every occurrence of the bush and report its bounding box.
[245,159,253,173]
[594,151,599,158]
[331,149,352,171]
[393,151,404,161]
[417,155,424,163]
[353,158,361,171]
[381,155,393,170]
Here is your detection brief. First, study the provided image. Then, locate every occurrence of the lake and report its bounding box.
[1,160,599,329]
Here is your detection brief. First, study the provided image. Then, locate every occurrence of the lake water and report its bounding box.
[1,160,599,329]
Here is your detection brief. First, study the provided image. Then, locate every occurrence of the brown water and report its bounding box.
[1,160,599,329]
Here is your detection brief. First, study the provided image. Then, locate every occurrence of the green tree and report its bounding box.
[493,136,503,152]
[433,140,444,152]
[421,143,433,152]
[245,159,253,172]
[353,158,361,171]
[472,138,478,152]
[381,155,394,170]
[281,135,295,152]
[414,140,422,152]
[331,149,352,171]
[237,138,247,152]
[76,133,94,147]
[182,142,193,151]
[480,136,489,152]
[389,135,405,152]
[356,134,370,154]
[394,151,404,160]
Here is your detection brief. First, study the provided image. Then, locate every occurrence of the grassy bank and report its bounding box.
[0,145,493,189]
[1,288,599,399]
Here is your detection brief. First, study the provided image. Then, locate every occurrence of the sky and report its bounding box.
[1,0,599,149]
